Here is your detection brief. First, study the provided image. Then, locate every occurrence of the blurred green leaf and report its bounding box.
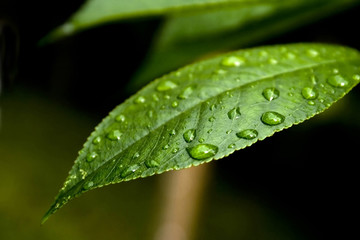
[43,43,360,223]
[129,0,360,91]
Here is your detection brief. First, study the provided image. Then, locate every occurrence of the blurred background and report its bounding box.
[1,1,360,239]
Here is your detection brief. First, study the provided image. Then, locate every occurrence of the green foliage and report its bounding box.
[43,43,360,222]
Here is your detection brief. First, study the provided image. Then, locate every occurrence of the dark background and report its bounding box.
[1,1,359,239]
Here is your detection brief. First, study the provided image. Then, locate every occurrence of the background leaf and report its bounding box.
[43,43,360,222]
[128,0,360,91]
[43,0,304,42]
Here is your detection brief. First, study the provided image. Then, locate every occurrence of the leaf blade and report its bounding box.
[43,43,360,222]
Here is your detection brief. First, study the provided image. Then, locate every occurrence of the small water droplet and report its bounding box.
[306,49,319,57]
[186,144,219,160]
[107,130,122,141]
[226,130,232,134]
[260,50,268,57]
[207,129,213,134]
[301,87,318,100]
[135,96,146,104]
[183,129,196,143]
[86,152,98,162]
[310,75,317,85]
[147,110,154,118]
[145,159,159,168]
[332,68,339,74]
[198,138,205,143]
[164,95,170,100]
[262,88,280,101]
[308,100,315,106]
[288,92,294,97]
[83,181,94,190]
[352,74,360,81]
[286,52,296,59]
[210,104,217,111]
[178,86,193,99]
[261,111,285,126]
[227,107,241,119]
[327,75,348,87]
[120,164,140,178]
[172,148,179,154]
[162,144,170,150]
[236,129,258,140]
[133,152,140,159]
[152,93,160,101]
[214,69,227,75]
[169,129,176,136]
[208,116,216,122]
[268,58,278,65]
[92,136,101,145]
[171,101,179,108]
[228,143,235,149]
[156,80,178,91]
[115,114,126,122]
[221,55,246,67]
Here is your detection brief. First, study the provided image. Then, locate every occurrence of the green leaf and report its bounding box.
[128,0,360,91]
[43,43,360,223]
[42,0,301,42]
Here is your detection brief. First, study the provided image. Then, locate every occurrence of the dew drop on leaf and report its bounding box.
[236,129,258,140]
[83,181,94,190]
[171,101,179,108]
[121,164,140,178]
[172,148,179,154]
[107,130,122,141]
[301,87,318,100]
[162,144,170,150]
[327,75,348,87]
[135,96,146,104]
[86,152,98,162]
[208,116,216,122]
[227,107,241,119]
[352,74,360,81]
[183,129,196,143]
[115,114,126,122]
[145,159,159,168]
[261,111,285,126]
[178,86,193,99]
[186,144,219,160]
[262,87,280,101]
[92,136,101,145]
[228,143,235,149]
[268,58,278,65]
[156,80,178,91]
[198,138,205,143]
[221,56,245,67]
[306,49,319,57]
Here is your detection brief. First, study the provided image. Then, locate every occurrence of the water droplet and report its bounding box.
[156,80,178,91]
[352,74,360,81]
[268,58,278,65]
[207,129,213,134]
[301,87,318,100]
[310,75,317,85]
[214,69,227,75]
[261,111,285,126]
[172,148,179,154]
[162,144,170,150]
[306,49,319,57]
[288,92,294,97]
[228,143,235,149]
[145,159,159,168]
[92,136,101,145]
[169,129,176,136]
[186,144,219,160]
[236,129,258,140]
[135,96,146,104]
[178,86,193,99]
[152,93,160,101]
[227,107,241,120]
[208,116,216,122]
[262,88,280,101]
[171,101,179,108]
[120,164,140,178]
[86,152,98,162]
[107,130,122,141]
[327,75,348,87]
[332,68,339,74]
[308,101,315,106]
[286,52,296,59]
[115,114,125,122]
[164,95,170,100]
[147,110,154,118]
[226,130,232,134]
[83,181,94,190]
[183,129,196,143]
[221,56,245,67]
[198,138,205,143]
[79,169,87,179]
[210,104,217,111]
[133,152,140,159]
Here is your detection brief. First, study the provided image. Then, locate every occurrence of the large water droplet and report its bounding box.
[145,159,159,168]
[186,144,218,160]
[156,80,178,91]
[178,86,193,99]
[86,151,98,162]
[183,129,196,143]
[227,107,241,119]
[236,129,258,140]
[121,164,140,178]
[107,130,122,141]
[301,87,318,100]
[221,56,245,67]
[261,111,285,126]
[327,75,348,87]
[115,114,125,122]
[135,96,146,104]
[262,88,280,101]
[92,136,101,145]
